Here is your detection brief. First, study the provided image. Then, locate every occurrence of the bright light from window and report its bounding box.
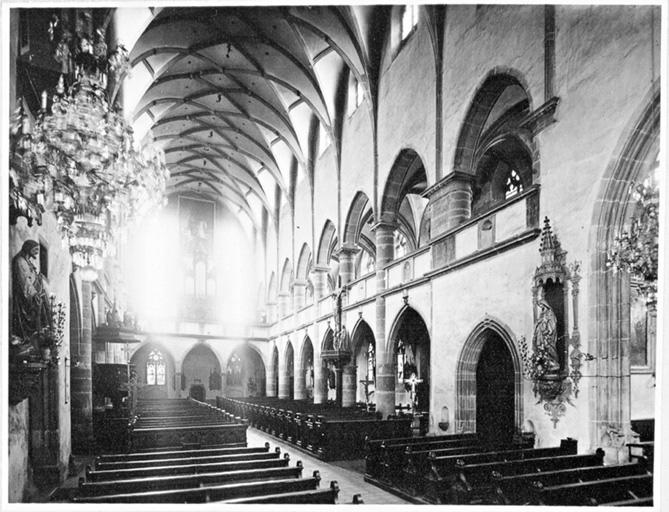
[504,169,523,199]
[356,80,364,108]
[401,4,419,41]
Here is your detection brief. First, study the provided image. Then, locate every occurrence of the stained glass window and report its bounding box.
[146,350,166,386]
[504,169,523,199]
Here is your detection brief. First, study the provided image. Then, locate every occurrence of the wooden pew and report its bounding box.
[86,453,291,481]
[130,422,247,451]
[533,474,653,506]
[408,439,577,497]
[446,451,606,504]
[95,442,261,463]
[492,459,649,505]
[222,481,340,504]
[77,462,305,497]
[72,474,322,503]
[94,447,282,471]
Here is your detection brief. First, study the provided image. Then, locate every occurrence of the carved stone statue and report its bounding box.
[532,299,561,373]
[11,240,51,351]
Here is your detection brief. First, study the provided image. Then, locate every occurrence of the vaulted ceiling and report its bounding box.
[124,6,389,232]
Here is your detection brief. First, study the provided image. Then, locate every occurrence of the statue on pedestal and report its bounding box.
[532,300,560,373]
[11,240,51,357]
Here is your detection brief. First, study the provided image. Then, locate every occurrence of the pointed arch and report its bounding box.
[343,191,372,244]
[453,70,534,176]
[296,243,312,281]
[280,258,293,293]
[455,316,523,435]
[587,81,660,445]
[321,326,335,352]
[267,272,277,303]
[380,148,428,220]
[316,219,337,265]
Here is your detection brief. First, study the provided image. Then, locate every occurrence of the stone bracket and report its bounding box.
[520,96,560,134]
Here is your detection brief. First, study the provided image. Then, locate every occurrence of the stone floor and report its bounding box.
[247,427,410,504]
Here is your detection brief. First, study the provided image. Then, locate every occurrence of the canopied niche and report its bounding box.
[521,217,586,427]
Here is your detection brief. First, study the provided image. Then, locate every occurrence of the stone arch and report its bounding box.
[350,318,376,403]
[453,70,534,176]
[386,305,431,413]
[225,343,266,398]
[321,326,335,352]
[343,191,372,244]
[295,243,312,281]
[182,343,223,400]
[267,271,276,302]
[454,316,523,436]
[316,219,337,265]
[130,340,177,399]
[380,148,429,220]
[297,335,315,400]
[587,81,660,445]
[279,258,293,293]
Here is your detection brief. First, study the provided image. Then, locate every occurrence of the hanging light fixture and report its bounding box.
[9,9,168,281]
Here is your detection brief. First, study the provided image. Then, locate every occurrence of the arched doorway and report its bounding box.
[300,337,314,400]
[476,331,515,444]
[351,320,375,405]
[455,319,522,440]
[130,343,176,400]
[224,345,266,398]
[390,307,430,414]
[182,344,221,402]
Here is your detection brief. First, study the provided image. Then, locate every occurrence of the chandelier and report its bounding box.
[606,170,660,301]
[10,10,168,281]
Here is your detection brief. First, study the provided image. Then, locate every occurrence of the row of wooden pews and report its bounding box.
[55,398,361,504]
[217,396,413,460]
[365,433,653,506]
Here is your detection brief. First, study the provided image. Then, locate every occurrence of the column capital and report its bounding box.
[311,264,331,274]
[371,220,397,232]
[422,171,475,199]
[291,279,307,287]
[335,243,360,258]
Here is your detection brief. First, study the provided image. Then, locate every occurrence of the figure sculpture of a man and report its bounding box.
[12,240,51,350]
[533,299,561,373]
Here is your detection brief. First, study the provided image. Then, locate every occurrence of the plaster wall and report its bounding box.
[340,105,375,213]
[377,24,436,200]
[313,144,339,243]
[293,176,313,259]
[8,401,29,502]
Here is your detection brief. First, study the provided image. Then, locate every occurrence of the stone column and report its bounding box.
[266,302,277,323]
[342,364,357,407]
[313,361,327,404]
[373,220,396,418]
[292,280,306,311]
[337,244,360,285]
[266,359,277,397]
[277,291,291,318]
[424,172,474,239]
[294,358,306,400]
[310,265,330,301]
[71,278,94,454]
[278,356,290,399]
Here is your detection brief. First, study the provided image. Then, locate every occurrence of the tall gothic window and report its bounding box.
[394,230,408,258]
[227,353,242,386]
[401,4,419,41]
[146,350,166,385]
[367,342,375,382]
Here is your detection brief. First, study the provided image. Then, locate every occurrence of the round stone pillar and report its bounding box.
[292,280,306,311]
[277,291,291,318]
[342,364,357,407]
[424,172,473,238]
[337,244,360,285]
[278,358,291,399]
[310,265,330,301]
[266,363,277,397]
[372,220,396,419]
[71,278,94,454]
[294,359,306,400]
[313,361,327,404]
